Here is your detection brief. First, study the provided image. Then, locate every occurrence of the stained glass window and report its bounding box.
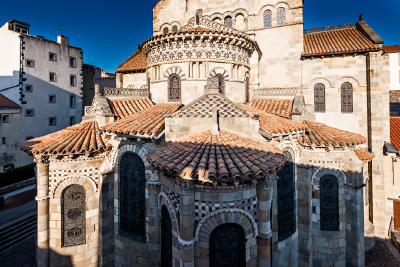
[225,16,233,27]
[62,184,86,247]
[277,7,286,26]
[277,150,295,241]
[341,82,353,113]
[119,152,146,242]
[210,224,245,267]
[161,206,172,267]
[168,74,181,102]
[264,10,272,28]
[320,175,339,231]
[216,74,225,95]
[314,83,326,113]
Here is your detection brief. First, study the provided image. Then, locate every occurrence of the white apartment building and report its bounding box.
[385,45,400,90]
[0,19,83,169]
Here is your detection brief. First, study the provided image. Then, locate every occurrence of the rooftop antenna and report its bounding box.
[56,24,65,35]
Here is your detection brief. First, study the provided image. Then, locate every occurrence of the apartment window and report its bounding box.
[49,95,56,103]
[69,116,75,126]
[1,115,9,123]
[277,7,286,26]
[49,117,57,126]
[69,95,76,109]
[69,57,76,68]
[25,84,33,93]
[225,16,233,27]
[3,163,14,172]
[1,137,5,145]
[25,109,34,117]
[49,72,56,82]
[70,75,77,87]
[25,136,33,141]
[49,52,57,62]
[26,59,35,68]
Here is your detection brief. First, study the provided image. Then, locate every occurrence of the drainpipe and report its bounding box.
[366,53,373,222]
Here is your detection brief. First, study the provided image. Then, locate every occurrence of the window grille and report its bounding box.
[168,74,181,101]
[314,83,326,113]
[320,175,339,231]
[341,82,353,113]
[277,7,286,25]
[277,150,296,241]
[119,152,146,241]
[264,10,272,28]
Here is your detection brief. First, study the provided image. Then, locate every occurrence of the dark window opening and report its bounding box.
[161,205,172,267]
[49,95,56,103]
[49,117,57,126]
[225,16,233,27]
[264,10,272,28]
[172,25,178,32]
[49,52,57,62]
[277,7,286,25]
[341,82,353,113]
[314,83,326,113]
[216,74,225,95]
[25,109,34,117]
[320,175,339,231]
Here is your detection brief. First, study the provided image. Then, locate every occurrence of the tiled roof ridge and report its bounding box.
[146,129,286,184]
[304,23,356,34]
[21,121,111,155]
[0,94,20,109]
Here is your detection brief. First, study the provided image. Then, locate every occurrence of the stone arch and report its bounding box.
[170,21,181,31]
[333,76,360,89]
[233,8,248,17]
[307,77,333,89]
[275,1,290,8]
[159,23,170,33]
[158,192,179,233]
[209,67,229,80]
[312,168,346,186]
[195,208,258,242]
[258,4,275,16]
[278,141,299,164]
[53,175,97,198]
[210,13,223,22]
[163,66,186,80]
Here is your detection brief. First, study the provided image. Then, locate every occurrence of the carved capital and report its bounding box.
[34,156,50,166]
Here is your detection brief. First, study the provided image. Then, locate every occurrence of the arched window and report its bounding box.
[216,74,225,95]
[62,184,86,247]
[277,150,295,241]
[225,16,233,27]
[161,206,172,267]
[172,25,178,32]
[163,27,169,34]
[277,7,286,26]
[320,175,339,231]
[264,10,272,28]
[168,74,181,101]
[119,152,146,241]
[210,224,245,267]
[341,82,353,113]
[314,83,326,113]
[245,76,250,102]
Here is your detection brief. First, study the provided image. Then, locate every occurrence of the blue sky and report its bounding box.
[1,0,399,73]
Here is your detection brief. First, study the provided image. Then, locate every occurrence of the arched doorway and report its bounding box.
[161,205,172,267]
[216,74,225,95]
[210,223,245,267]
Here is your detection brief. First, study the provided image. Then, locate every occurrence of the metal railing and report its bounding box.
[304,23,356,34]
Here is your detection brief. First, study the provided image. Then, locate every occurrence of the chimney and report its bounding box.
[57,35,69,46]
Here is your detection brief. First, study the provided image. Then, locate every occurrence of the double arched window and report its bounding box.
[277,7,286,26]
[225,16,233,27]
[119,152,146,241]
[314,83,326,113]
[277,149,296,241]
[320,175,339,231]
[264,10,272,28]
[62,184,86,247]
[168,74,181,102]
[341,82,353,113]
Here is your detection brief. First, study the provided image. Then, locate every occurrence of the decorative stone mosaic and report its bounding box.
[49,167,99,194]
[161,184,180,212]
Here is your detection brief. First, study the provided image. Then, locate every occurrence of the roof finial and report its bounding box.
[359,14,364,21]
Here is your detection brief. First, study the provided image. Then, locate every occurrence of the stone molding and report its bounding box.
[163,66,186,80]
[194,208,258,242]
[312,167,346,186]
[253,87,299,97]
[52,175,97,198]
[158,192,180,233]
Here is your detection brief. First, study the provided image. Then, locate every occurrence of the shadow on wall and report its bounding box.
[47,248,73,266]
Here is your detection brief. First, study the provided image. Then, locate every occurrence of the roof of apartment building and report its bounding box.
[0,94,20,109]
[117,49,148,73]
[303,21,383,57]
[383,45,400,53]
[390,117,400,150]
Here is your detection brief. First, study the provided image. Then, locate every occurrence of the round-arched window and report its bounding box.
[163,27,169,34]
[225,16,233,27]
[168,74,181,102]
[172,25,178,32]
[264,10,272,28]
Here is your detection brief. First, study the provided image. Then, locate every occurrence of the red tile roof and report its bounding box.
[354,147,375,162]
[250,98,293,119]
[384,45,400,53]
[303,25,381,57]
[239,104,308,135]
[0,94,19,109]
[146,130,285,184]
[21,121,111,155]
[298,121,367,147]
[101,103,181,138]
[390,117,400,150]
[108,98,154,120]
[117,50,147,73]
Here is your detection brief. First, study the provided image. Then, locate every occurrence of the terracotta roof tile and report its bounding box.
[354,147,375,161]
[384,45,400,53]
[239,104,308,135]
[0,94,19,109]
[390,117,400,150]
[101,103,181,138]
[147,130,285,184]
[298,120,367,147]
[303,26,381,57]
[250,98,293,119]
[20,121,110,155]
[108,98,154,120]
[117,50,147,73]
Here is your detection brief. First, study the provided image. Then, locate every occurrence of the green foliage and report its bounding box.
[0,163,36,188]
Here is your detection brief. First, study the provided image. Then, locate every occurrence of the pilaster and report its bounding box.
[179,180,195,267]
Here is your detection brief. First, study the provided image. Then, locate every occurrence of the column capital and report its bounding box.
[34,156,50,166]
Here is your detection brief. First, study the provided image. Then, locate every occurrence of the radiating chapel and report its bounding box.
[21,0,393,266]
